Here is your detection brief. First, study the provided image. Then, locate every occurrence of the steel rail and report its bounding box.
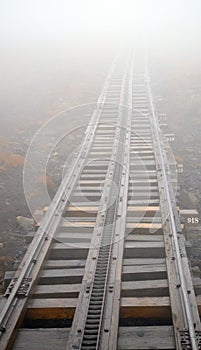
[66,49,133,350]
[145,61,200,350]
[0,53,120,349]
[98,51,134,350]
[93,50,134,350]
[99,51,134,350]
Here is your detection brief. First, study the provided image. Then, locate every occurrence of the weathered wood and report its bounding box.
[65,206,98,214]
[127,208,161,218]
[5,270,201,304]
[127,217,162,224]
[118,326,175,349]
[124,241,165,258]
[25,296,201,322]
[68,205,99,213]
[24,296,132,319]
[61,218,96,225]
[122,265,167,281]
[125,234,164,241]
[17,303,178,349]
[128,199,160,206]
[44,259,86,269]
[25,301,131,324]
[13,329,70,350]
[121,280,169,297]
[120,297,171,319]
[126,223,162,234]
[128,186,159,192]
[49,243,89,259]
[26,299,76,320]
[60,221,94,233]
[50,241,165,259]
[123,258,166,266]
[55,232,92,243]
[70,194,101,201]
[33,284,81,298]
[38,268,84,285]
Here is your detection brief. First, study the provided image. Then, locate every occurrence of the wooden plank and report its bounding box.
[122,265,167,281]
[60,214,96,223]
[125,234,163,241]
[71,193,101,200]
[44,260,86,269]
[127,207,160,217]
[128,186,159,191]
[27,296,201,319]
[118,326,175,349]
[126,223,162,230]
[122,280,169,297]
[26,299,76,320]
[50,241,165,259]
[26,296,201,321]
[52,241,164,250]
[13,328,69,350]
[67,206,98,211]
[55,232,92,242]
[124,241,164,249]
[5,267,201,304]
[120,297,171,319]
[126,223,162,234]
[123,258,166,266]
[60,220,95,229]
[128,199,159,206]
[12,326,173,350]
[38,268,84,285]
[127,218,162,225]
[50,244,89,259]
[33,284,81,298]
[64,208,97,216]
[124,241,165,258]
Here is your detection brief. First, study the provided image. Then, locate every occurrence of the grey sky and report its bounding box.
[0,0,201,45]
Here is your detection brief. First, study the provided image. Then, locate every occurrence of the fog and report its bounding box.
[0,0,201,135]
[1,0,201,44]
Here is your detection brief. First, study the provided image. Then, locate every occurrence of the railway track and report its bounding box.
[0,48,201,350]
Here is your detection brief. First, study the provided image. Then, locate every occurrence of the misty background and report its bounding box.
[0,0,201,138]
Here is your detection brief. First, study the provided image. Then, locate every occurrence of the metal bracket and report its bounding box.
[4,277,32,298]
[4,278,18,297]
[17,278,32,296]
[179,330,201,349]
